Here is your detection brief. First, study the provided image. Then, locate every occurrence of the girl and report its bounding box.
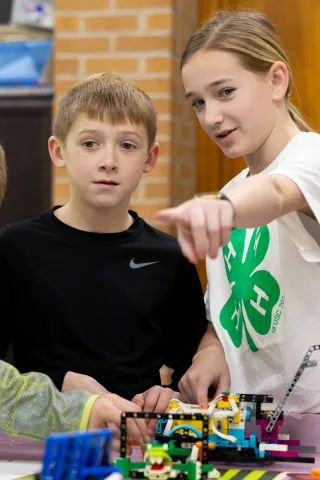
[157,10,320,413]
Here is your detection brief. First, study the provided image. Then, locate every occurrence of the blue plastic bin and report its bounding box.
[0,38,52,87]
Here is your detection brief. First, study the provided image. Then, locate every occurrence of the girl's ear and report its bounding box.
[269,61,289,102]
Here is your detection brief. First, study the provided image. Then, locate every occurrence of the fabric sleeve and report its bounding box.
[164,257,208,389]
[268,140,320,223]
[0,360,99,440]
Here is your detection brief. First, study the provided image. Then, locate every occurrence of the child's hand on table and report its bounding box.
[178,345,231,408]
[88,393,149,451]
[132,385,180,435]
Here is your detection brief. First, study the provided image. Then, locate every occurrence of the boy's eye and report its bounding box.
[121,142,136,150]
[83,140,98,148]
[192,99,205,109]
[220,88,235,97]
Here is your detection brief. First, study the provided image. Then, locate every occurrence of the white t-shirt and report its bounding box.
[205,132,320,413]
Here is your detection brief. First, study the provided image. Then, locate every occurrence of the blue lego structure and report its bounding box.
[40,428,122,480]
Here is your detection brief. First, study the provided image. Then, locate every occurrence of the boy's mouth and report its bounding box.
[94,180,119,186]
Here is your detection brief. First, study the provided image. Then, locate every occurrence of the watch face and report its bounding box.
[194,192,221,200]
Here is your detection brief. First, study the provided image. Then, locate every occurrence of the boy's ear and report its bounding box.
[143,142,160,174]
[48,136,66,168]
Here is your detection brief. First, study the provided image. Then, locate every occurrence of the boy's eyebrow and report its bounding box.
[185,78,235,99]
[76,129,143,140]
[120,130,143,141]
[77,129,103,137]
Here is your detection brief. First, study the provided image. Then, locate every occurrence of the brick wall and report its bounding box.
[54,0,198,231]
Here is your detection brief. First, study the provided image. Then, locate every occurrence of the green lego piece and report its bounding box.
[201,464,215,473]
[114,457,131,477]
[186,460,198,480]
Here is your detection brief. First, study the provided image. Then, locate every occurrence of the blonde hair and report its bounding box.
[53,73,158,147]
[0,145,7,206]
[181,10,312,132]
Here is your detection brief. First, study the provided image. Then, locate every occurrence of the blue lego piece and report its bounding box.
[41,428,121,480]
[207,430,259,456]
[245,406,252,422]
[156,419,167,435]
[167,424,202,438]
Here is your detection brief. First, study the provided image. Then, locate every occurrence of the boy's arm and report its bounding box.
[40,369,109,395]
[62,371,109,395]
[164,257,208,390]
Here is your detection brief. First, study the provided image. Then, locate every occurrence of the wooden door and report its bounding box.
[196,0,320,290]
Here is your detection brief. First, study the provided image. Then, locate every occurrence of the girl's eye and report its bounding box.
[83,140,98,148]
[192,99,205,109]
[121,142,136,150]
[220,88,235,97]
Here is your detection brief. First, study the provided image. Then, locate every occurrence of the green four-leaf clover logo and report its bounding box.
[220,226,280,352]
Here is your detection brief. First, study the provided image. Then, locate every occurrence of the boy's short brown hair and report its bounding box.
[53,73,157,148]
[0,145,7,206]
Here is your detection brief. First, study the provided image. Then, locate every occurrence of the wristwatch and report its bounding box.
[194,191,230,201]
[194,191,235,224]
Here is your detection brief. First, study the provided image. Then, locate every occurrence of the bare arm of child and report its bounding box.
[62,371,110,395]
[157,174,308,264]
[178,322,230,408]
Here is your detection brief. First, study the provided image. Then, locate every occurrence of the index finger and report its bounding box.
[143,387,162,412]
[189,205,207,260]
[196,382,210,410]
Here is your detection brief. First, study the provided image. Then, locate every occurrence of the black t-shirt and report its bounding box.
[0,208,208,399]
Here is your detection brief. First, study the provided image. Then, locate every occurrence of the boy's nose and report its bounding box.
[99,156,118,170]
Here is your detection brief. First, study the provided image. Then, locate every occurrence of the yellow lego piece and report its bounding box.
[233,411,240,424]
[167,400,180,410]
[221,417,229,434]
[229,395,240,402]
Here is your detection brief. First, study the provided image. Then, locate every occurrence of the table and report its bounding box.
[0,460,41,480]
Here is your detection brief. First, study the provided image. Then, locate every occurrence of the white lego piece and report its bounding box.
[259,444,288,452]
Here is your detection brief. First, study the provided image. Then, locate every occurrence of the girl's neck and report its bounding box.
[245,114,302,175]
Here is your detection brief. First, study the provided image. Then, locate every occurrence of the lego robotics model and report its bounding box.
[155,345,319,464]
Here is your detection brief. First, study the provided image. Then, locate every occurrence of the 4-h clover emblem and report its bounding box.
[220,226,280,352]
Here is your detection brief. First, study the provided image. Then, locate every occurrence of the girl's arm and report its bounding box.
[156,174,311,263]
[227,174,307,228]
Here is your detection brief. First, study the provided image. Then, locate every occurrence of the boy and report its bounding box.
[0,145,147,446]
[0,73,208,405]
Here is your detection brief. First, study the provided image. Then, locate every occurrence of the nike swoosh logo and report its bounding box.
[129,258,160,269]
